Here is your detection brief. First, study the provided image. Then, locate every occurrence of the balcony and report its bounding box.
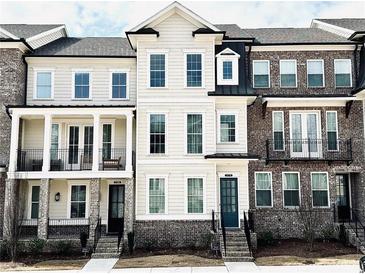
[265,138,352,165]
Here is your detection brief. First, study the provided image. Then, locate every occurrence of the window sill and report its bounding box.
[109,98,129,101]
[33,98,54,101]
[184,87,205,89]
[307,86,325,89]
[335,86,352,89]
[72,98,92,101]
[253,86,270,89]
[279,86,297,89]
[217,142,239,145]
[146,87,169,90]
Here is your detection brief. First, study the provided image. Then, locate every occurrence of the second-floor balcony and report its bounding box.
[265,138,352,165]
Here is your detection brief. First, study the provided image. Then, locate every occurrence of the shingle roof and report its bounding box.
[215,24,254,39]
[315,18,365,32]
[0,24,63,39]
[30,37,136,57]
[245,28,354,44]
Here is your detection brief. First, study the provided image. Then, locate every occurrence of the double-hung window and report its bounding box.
[70,185,87,218]
[280,60,297,87]
[111,72,128,99]
[255,172,272,207]
[74,72,90,99]
[148,178,166,214]
[149,114,166,154]
[187,114,203,154]
[30,185,40,219]
[35,70,53,99]
[220,114,236,143]
[50,124,59,160]
[186,53,203,87]
[326,111,338,151]
[149,54,166,87]
[223,61,233,80]
[307,60,324,87]
[253,60,270,88]
[311,172,329,207]
[187,178,204,213]
[334,59,352,87]
[273,111,284,150]
[283,172,300,207]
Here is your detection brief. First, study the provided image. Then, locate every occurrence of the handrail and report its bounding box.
[211,210,216,233]
[349,209,365,241]
[93,218,101,252]
[117,217,125,253]
[220,210,227,255]
[243,211,252,256]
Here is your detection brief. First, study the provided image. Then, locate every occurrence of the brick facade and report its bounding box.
[0,173,5,238]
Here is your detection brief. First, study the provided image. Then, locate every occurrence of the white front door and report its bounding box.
[290,112,322,158]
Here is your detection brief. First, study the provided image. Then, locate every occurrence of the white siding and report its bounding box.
[22,119,44,149]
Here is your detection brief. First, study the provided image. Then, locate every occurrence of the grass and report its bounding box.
[0,259,89,271]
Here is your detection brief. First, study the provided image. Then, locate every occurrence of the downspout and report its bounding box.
[246,44,252,92]
[22,56,28,106]
[354,44,358,83]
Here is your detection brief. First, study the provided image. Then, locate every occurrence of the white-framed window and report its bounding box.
[29,184,40,219]
[311,172,329,208]
[110,70,129,99]
[186,113,203,154]
[280,60,297,88]
[253,60,270,88]
[149,113,166,154]
[68,183,89,218]
[219,113,237,143]
[216,48,240,85]
[326,111,338,151]
[185,52,204,88]
[186,177,204,214]
[255,172,273,207]
[147,177,167,214]
[282,172,300,207]
[307,60,324,87]
[148,52,167,88]
[272,111,284,151]
[34,69,54,99]
[72,71,91,99]
[50,123,60,160]
[334,59,352,88]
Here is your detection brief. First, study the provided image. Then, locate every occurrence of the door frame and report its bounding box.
[66,124,93,169]
[336,173,352,220]
[106,181,125,234]
[218,172,240,228]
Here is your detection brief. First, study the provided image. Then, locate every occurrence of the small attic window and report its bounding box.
[216,48,240,85]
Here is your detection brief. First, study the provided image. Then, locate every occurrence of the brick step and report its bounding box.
[91,252,120,259]
[98,237,119,243]
[226,241,248,247]
[95,242,119,248]
[223,256,254,262]
[224,237,247,243]
[225,246,249,252]
[95,247,119,253]
[224,251,251,257]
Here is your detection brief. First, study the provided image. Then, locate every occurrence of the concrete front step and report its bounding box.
[98,237,119,243]
[224,251,251,257]
[91,253,120,259]
[95,247,119,253]
[223,256,254,262]
[95,242,120,248]
[225,246,248,252]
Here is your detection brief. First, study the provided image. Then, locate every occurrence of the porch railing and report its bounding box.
[47,218,90,239]
[50,148,93,171]
[345,209,365,242]
[17,149,43,171]
[93,218,102,252]
[265,138,352,164]
[117,217,125,252]
[99,148,126,171]
[243,211,252,256]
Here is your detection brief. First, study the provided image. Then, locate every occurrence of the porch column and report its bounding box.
[89,178,101,241]
[125,112,133,172]
[92,114,100,172]
[42,114,52,172]
[37,178,50,240]
[2,179,19,239]
[8,113,20,173]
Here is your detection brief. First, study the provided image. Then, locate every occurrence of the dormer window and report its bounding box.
[216,48,240,86]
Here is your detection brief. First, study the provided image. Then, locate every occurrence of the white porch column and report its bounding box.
[125,112,133,172]
[42,114,52,172]
[8,113,20,173]
[92,114,100,171]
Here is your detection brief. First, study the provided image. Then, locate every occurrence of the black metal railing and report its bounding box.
[211,210,217,233]
[19,219,38,239]
[99,148,126,170]
[220,210,227,255]
[347,209,365,241]
[243,211,252,256]
[265,138,352,164]
[47,218,90,239]
[94,218,102,252]
[117,218,125,252]
[17,149,43,171]
[49,148,93,171]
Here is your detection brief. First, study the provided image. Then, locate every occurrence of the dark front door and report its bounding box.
[336,174,350,221]
[108,185,125,234]
[220,178,239,228]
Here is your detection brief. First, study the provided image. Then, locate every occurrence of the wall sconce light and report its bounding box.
[55,192,61,202]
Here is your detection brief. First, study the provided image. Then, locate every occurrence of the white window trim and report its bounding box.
[279,60,297,88]
[217,53,240,86]
[33,68,55,100]
[72,70,92,100]
[100,120,115,150]
[334,59,352,88]
[252,60,270,88]
[184,175,206,214]
[272,111,285,151]
[307,59,325,88]
[27,181,41,219]
[147,112,168,156]
[326,111,339,152]
[282,172,301,208]
[184,112,205,155]
[147,50,169,89]
[184,51,205,89]
[217,110,239,144]
[146,175,168,215]
[109,69,130,100]
[311,172,330,208]
[51,123,61,159]
[255,171,273,208]
[67,181,90,219]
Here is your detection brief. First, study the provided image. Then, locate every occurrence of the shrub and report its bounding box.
[321,226,335,242]
[198,233,214,249]
[55,240,73,255]
[28,239,46,255]
[258,231,276,246]
[127,232,135,255]
[80,232,88,249]
[144,238,158,252]
[0,240,10,260]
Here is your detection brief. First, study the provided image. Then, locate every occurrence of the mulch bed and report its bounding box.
[120,248,220,260]
[0,253,89,265]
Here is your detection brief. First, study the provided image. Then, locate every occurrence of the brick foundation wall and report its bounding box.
[0,173,5,238]
[134,220,213,249]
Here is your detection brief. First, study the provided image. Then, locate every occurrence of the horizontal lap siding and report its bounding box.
[23,119,44,149]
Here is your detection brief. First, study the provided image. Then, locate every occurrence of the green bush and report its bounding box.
[79,232,88,249]
[198,233,214,249]
[28,239,46,255]
[127,232,135,255]
[55,240,73,255]
[258,231,276,246]
[321,226,335,241]
[0,240,10,260]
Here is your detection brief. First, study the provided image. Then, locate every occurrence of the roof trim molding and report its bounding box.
[26,25,66,42]
[0,26,19,39]
[215,47,240,57]
[311,19,354,38]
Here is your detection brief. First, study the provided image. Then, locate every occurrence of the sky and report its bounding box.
[0,0,364,37]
